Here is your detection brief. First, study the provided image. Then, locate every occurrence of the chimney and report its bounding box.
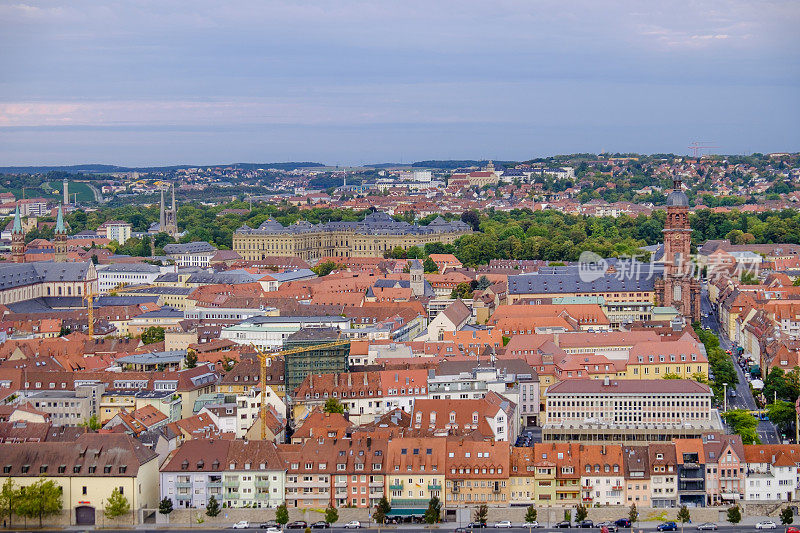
[348,374,352,387]
[601,445,606,455]
[334,374,339,387]
[310,374,314,389]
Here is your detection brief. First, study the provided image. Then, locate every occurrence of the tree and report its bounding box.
[722,410,760,444]
[450,281,474,299]
[662,373,682,380]
[104,488,130,519]
[375,495,391,523]
[461,210,481,231]
[79,414,101,431]
[185,349,198,369]
[141,326,165,345]
[0,478,19,528]
[325,506,338,524]
[423,496,441,525]
[767,400,796,439]
[727,505,741,525]
[628,504,638,530]
[275,503,289,527]
[780,507,793,525]
[423,257,439,273]
[323,398,345,414]
[677,505,691,533]
[474,504,488,524]
[17,478,63,527]
[311,260,341,277]
[575,504,588,522]
[158,497,173,516]
[205,495,220,517]
[524,505,537,524]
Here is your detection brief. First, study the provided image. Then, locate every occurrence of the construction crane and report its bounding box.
[250,338,350,440]
[688,141,719,158]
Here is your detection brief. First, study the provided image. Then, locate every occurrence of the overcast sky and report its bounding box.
[0,1,798,166]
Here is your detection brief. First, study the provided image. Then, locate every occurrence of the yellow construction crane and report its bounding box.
[250,339,350,440]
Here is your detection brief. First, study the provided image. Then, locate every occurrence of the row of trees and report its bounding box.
[0,478,131,527]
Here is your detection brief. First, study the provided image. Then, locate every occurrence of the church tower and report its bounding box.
[409,259,424,297]
[163,184,178,237]
[655,177,701,321]
[11,205,25,263]
[53,204,67,262]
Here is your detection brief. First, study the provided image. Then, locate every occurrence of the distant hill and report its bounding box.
[0,162,325,174]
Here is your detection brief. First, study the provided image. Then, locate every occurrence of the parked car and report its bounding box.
[555,521,572,528]
[614,519,631,529]
[596,522,618,532]
[265,528,281,533]
[579,521,594,528]
[522,522,541,529]
[696,523,718,531]
[232,522,251,530]
[756,522,777,530]
[494,522,513,529]
[657,522,678,531]
[311,522,331,529]
[786,527,799,533]
[468,523,488,529]
[456,528,470,533]
[260,521,280,529]
[287,521,308,530]
[344,521,362,529]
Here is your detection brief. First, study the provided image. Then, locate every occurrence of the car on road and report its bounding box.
[311,522,331,529]
[614,519,631,529]
[344,521,362,529]
[756,522,777,530]
[555,521,572,528]
[494,521,513,528]
[468,522,488,528]
[232,522,250,529]
[456,528,470,533]
[596,522,618,532]
[657,522,678,531]
[287,521,308,529]
[786,527,799,533]
[696,523,718,531]
[260,521,280,529]
[522,521,541,528]
[580,520,594,528]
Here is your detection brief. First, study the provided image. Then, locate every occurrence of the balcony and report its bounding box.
[389,483,404,490]
[613,485,624,491]
[583,496,593,502]
[369,481,384,487]
[176,481,192,488]
[207,480,222,488]
[226,491,240,499]
[682,463,701,469]
[391,498,428,507]
[224,479,240,488]
[428,483,442,490]
[255,492,270,500]
[255,479,270,488]
[176,493,191,501]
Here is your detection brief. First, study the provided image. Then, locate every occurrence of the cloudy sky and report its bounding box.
[0,1,798,165]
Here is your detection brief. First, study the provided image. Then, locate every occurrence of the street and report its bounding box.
[701,287,781,444]
[29,526,796,533]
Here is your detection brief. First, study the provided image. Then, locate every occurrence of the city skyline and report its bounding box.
[0,0,798,166]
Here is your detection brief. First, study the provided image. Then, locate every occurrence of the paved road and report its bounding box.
[44,526,793,533]
[701,287,781,444]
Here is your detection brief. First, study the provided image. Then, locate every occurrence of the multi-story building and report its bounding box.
[579,444,625,506]
[0,433,159,526]
[160,438,285,509]
[18,381,104,426]
[623,446,651,507]
[743,445,800,502]
[233,211,470,261]
[675,439,706,507]
[445,439,510,507]
[626,340,709,379]
[0,261,98,305]
[98,220,133,245]
[411,391,518,442]
[163,242,217,268]
[221,317,350,352]
[97,263,167,293]
[385,437,445,518]
[703,433,745,505]
[542,378,720,443]
[648,443,678,508]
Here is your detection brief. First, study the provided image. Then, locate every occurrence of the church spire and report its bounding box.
[55,204,65,233]
[12,205,22,234]
[159,188,166,228]
[53,204,67,262]
[11,205,25,263]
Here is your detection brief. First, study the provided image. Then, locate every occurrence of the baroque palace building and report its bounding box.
[233,211,471,261]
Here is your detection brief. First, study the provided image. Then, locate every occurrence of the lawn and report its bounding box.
[47,181,96,203]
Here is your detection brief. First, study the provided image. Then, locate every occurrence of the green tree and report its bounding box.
[722,410,760,444]
[662,373,682,380]
[767,400,796,439]
[185,349,198,369]
[104,488,130,519]
[677,506,691,533]
[474,504,488,524]
[311,261,341,277]
[79,414,101,431]
[525,505,537,524]
[423,257,439,273]
[158,497,173,516]
[275,503,289,527]
[325,506,338,524]
[0,478,20,529]
[628,504,638,530]
[374,496,390,525]
[450,282,474,299]
[141,326,165,345]
[323,398,345,414]
[780,507,793,525]
[423,496,441,524]
[17,478,63,527]
[575,504,588,522]
[205,495,220,517]
[727,505,741,525]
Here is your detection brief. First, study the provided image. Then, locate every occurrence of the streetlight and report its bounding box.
[723,383,728,412]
